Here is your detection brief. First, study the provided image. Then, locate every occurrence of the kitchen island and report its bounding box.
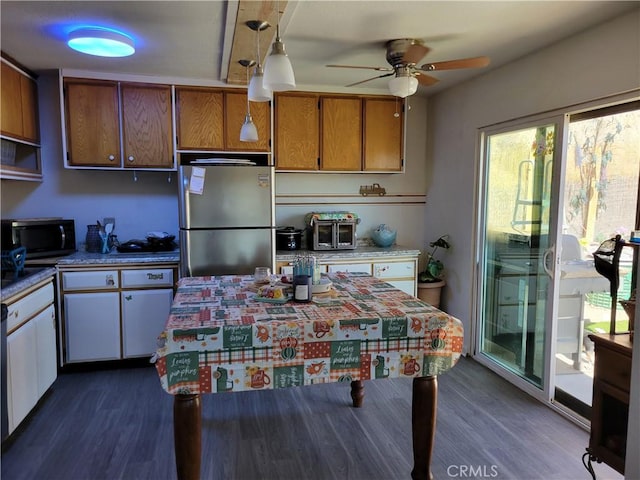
[155,272,463,480]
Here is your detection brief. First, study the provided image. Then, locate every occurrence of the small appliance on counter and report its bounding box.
[276,226,303,251]
[305,211,359,251]
[116,232,177,253]
[1,218,76,258]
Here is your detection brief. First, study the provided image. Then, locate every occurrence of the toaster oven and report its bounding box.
[310,219,357,250]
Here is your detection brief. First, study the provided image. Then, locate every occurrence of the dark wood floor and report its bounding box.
[1,356,622,480]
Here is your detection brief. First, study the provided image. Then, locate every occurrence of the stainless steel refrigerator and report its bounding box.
[178,157,275,277]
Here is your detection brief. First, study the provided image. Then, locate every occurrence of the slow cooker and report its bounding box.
[276,226,303,250]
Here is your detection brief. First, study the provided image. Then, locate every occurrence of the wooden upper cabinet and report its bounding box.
[363,98,403,171]
[64,79,120,167]
[224,91,270,152]
[274,93,319,170]
[121,83,173,168]
[175,87,270,152]
[175,87,224,150]
[321,96,362,171]
[64,79,173,169]
[1,61,39,144]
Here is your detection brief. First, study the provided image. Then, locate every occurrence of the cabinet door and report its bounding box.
[321,97,362,171]
[363,98,403,171]
[20,73,39,142]
[64,292,120,362]
[64,79,120,166]
[175,87,224,150]
[1,62,38,142]
[1,62,23,138]
[224,91,271,152]
[121,289,173,358]
[34,304,57,396]
[121,83,173,168]
[274,93,319,170]
[7,319,38,433]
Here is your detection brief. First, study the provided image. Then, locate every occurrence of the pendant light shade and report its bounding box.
[240,114,259,142]
[246,21,272,102]
[388,74,418,98]
[263,4,295,92]
[239,59,259,143]
[248,65,271,102]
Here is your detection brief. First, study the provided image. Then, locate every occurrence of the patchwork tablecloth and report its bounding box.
[155,273,464,395]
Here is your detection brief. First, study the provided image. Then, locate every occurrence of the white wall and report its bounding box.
[426,9,640,352]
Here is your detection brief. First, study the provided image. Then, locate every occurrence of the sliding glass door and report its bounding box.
[475,97,639,413]
[477,121,561,389]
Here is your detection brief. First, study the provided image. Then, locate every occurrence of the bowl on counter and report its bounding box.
[371,224,397,248]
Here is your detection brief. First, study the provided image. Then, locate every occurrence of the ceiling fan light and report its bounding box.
[67,27,135,57]
[240,114,259,142]
[263,38,296,92]
[388,75,418,98]
[248,65,271,102]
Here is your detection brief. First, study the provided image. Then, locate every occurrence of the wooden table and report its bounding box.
[154,273,464,479]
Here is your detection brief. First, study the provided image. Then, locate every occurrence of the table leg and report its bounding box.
[174,394,202,480]
[411,376,437,480]
[350,380,364,407]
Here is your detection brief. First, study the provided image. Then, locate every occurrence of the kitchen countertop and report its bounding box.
[57,250,181,266]
[1,267,57,302]
[276,245,421,261]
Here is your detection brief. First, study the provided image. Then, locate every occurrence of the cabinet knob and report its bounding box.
[128,156,135,162]
[108,155,115,161]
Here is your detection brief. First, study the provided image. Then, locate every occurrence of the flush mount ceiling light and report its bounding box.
[388,67,418,98]
[239,60,259,143]
[246,20,271,102]
[67,27,135,57]
[263,0,295,92]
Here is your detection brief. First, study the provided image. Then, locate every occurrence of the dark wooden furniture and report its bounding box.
[587,333,632,475]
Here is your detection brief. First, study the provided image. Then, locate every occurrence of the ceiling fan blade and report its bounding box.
[346,72,394,88]
[402,44,430,65]
[326,64,393,72]
[416,73,439,86]
[420,56,490,72]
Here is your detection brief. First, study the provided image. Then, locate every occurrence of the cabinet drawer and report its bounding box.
[6,282,54,333]
[326,263,372,274]
[594,346,631,392]
[121,268,174,288]
[62,270,119,290]
[373,261,415,279]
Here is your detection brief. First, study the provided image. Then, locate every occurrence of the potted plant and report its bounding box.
[417,234,451,309]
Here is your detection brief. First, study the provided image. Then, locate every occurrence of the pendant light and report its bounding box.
[247,21,271,102]
[239,60,259,142]
[263,0,295,92]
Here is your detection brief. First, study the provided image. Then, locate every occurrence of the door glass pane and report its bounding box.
[555,106,640,410]
[480,125,555,388]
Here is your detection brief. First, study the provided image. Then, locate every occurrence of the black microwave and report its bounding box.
[1,218,76,258]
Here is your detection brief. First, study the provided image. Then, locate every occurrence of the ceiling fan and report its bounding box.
[327,38,490,97]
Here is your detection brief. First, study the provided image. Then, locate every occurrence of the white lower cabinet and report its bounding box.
[5,278,57,435]
[7,318,37,433]
[59,265,177,364]
[64,292,121,362]
[122,289,173,358]
[35,305,58,396]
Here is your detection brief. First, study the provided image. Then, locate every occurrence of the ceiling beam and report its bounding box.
[227,0,289,86]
